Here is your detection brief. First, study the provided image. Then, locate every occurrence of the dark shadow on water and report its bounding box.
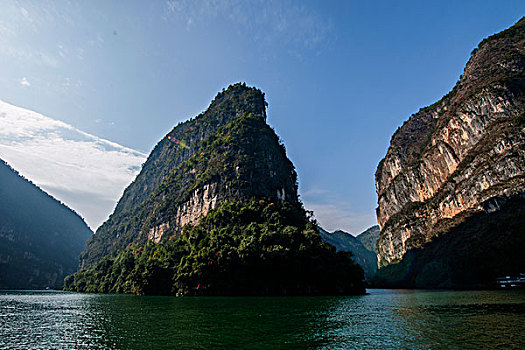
[50,293,344,350]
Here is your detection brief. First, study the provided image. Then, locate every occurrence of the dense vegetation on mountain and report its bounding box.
[65,199,364,295]
[0,160,92,289]
[374,17,525,288]
[319,227,377,280]
[81,84,297,267]
[67,83,365,295]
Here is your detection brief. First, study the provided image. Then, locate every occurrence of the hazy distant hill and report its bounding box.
[319,226,378,280]
[0,98,146,229]
[356,225,379,253]
[0,159,92,289]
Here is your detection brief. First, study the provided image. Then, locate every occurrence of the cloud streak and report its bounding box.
[301,186,377,235]
[0,100,147,230]
[164,0,333,54]
[0,97,376,234]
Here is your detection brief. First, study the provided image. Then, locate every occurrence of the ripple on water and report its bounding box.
[0,289,523,350]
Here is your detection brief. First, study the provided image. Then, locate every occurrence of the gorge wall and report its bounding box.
[375,17,525,283]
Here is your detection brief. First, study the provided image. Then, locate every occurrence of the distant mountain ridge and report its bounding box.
[0,159,92,289]
[319,226,379,280]
[356,225,380,252]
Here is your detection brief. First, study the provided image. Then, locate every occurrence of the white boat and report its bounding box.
[496,273,525,288]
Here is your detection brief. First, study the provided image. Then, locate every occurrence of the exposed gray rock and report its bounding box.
[375,17,525,268]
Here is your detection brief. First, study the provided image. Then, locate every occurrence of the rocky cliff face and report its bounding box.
[375,18,525,269]
[67,83,365,296]
[0,160,92,289]
[81,83,298,267]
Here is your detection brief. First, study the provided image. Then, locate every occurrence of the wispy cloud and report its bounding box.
[0,3,63,70]
[164,0,333,54]
[0,100,147,230]
[57,43,67,58]
[20,77,31,86]
[20,7,29,18]
[301,186,377,235]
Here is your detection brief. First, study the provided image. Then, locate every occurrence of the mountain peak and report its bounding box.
[206,82,267,122]
[81,84,297,267]
[66,85,365,296]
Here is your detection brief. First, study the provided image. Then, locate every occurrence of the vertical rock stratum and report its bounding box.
[375,18,525,287]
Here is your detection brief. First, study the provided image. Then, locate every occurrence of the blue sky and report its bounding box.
[0,1,523,233]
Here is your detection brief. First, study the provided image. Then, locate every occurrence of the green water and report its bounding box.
[0,289,523,349]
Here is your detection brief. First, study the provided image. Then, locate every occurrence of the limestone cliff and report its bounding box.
[80,83,298,267]
[67,83,365,296]
[375,18,525,270]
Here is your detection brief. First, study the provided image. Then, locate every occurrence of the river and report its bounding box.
[0,289,523,349]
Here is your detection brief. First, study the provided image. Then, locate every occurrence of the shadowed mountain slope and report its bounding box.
[0,159,92,289]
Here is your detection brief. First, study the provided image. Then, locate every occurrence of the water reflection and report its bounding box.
[0,290,523,349]
[391,290,525,349]
[0,291,111,349]
[85,295,338,350]
[315,289,525,350]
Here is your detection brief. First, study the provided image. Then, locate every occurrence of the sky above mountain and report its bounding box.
[0,1,523,233]
[0,100,146,229]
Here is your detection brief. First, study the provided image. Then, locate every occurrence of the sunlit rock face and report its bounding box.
[375,18,525,268]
